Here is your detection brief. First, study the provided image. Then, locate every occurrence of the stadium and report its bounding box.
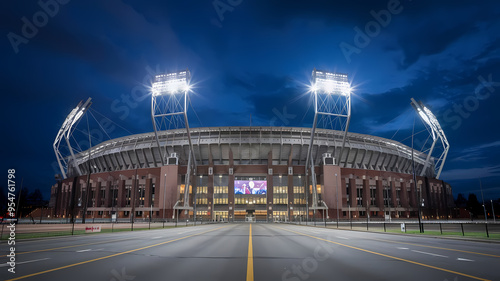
[50,70,455,222]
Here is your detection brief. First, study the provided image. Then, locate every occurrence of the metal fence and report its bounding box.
[0,218,221,240]
[2,218,499,240]
[289,219,500,239]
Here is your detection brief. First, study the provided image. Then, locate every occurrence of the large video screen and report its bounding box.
[235,180,267,195]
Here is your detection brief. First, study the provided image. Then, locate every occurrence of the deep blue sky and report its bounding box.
[1,0,500,201]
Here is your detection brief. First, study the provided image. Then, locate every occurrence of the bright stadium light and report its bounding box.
[312,71,351,95]
[306,69,352,211]
[152,71,191,96]
[410,98,449,179]
[53,98,92,179]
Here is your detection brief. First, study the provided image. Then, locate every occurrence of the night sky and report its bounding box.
[2,0,499,201]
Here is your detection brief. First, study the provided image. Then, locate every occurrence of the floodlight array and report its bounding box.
[53,98,92,179]
[152,71,190,96]
[410,98,450,179]
[313,71,350,95]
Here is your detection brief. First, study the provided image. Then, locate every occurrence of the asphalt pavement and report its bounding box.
[1,223,499,281]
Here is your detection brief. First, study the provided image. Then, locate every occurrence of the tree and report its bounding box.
[466,193,482,218]
[455,193,467,208]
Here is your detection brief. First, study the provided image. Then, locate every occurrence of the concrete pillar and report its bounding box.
[400,181,409,209]
[288,174,294,221]
[363,179,370,213]
[95,181,102,207]
[376,180,384,209]
[267,151,273,221]
[208,173,214,220]
[145,178,152,208]
[391,180,397,209]
[117,179,125,208]
[349,178,356,209]
[322,165,342,219]
[159,165,179,220]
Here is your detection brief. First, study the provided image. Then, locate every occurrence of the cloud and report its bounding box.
[452,140,500,162]
[440,165,500,181]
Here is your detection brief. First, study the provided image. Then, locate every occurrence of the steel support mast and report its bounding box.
[151,69,197,212]
[410,98,450,179]
[53,98,92,179]
[306,69,351,210]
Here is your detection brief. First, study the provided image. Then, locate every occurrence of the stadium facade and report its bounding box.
[50,126,455,222]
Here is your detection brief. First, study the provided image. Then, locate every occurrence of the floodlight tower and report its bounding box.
[410,98,450,179]
[306,69,351,209]
[53,98,92,179]
[151,69,197,209]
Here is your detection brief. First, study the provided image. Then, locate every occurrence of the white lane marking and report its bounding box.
[411,250,448,258]
[76,248,103,253]
[397,247,409,250]
[151,236,162,239]
[336,236,349,240]
[0,258,50,267]
[457,258,474,262]
[76,249,92,253]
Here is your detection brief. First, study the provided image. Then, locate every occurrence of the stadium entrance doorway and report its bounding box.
[245,209,255,222]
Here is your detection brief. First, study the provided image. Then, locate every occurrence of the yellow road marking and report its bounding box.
[5,225,228,281]
[369,238,500,258]
[246,224,254,281]
[276,226,490,281]
[1,238,133,257]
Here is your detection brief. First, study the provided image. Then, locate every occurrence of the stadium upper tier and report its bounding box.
[71,126,433,177]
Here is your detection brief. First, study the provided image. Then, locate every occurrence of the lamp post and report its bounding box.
[411,117,423,233]
[335,173,339,229]
[163,173,167,221]
[149,203,152,229]
[491,200,496,223]
[480,179,487,223]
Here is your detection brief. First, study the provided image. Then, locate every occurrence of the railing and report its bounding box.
[0,218,223,240]
[289,219,500,239]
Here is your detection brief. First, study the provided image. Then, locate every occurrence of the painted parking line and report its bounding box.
[411,250,448,258]
[1,238,133,257]
[75,249,92,253]
[275,225,490,281]
[370,238,500,258]
[0,258,50,268]
[5,225,228,281]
